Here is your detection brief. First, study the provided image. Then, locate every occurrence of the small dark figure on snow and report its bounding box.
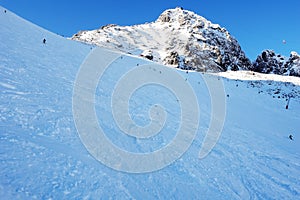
[289,135,293,140]
[43,38,46,44]
[286,96,291,109]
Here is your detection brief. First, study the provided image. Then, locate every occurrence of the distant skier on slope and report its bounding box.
[289,135,293,140]
[43,38,46,44]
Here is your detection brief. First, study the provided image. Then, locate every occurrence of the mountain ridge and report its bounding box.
[72,7,251,72]
[72,7,300,77]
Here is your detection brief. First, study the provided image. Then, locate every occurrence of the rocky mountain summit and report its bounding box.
[72,7,300,77]
[72,7,251,72]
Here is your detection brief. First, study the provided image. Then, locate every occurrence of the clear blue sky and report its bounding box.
[1,0,299,60]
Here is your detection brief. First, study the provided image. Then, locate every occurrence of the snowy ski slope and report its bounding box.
[0,7,300,199]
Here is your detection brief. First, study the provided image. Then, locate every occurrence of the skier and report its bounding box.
[289,134,293,140]
[43,38,46,44]
[286,96,291,109]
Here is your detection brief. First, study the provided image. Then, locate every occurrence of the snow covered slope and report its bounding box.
[72,7,251,72]
[1,6,300,199]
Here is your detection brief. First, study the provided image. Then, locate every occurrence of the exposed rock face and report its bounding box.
[251,50,300,77]
[164,51,179,66]
[251,50,286,74]
[286,51,300,77]
[72,7,251,72]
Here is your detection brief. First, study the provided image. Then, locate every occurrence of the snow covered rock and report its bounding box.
[286,51,300,77]
[140,49,154,61]
[72,7,251,72]
[251,50,300,77]
[251,50,287,74]
[164,51,180,66]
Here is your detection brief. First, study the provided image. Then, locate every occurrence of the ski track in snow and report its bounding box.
[1,6,300,199]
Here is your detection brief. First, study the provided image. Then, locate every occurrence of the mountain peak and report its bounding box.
[156,7,195,23]
[72,8,251,72]
[156,7,220,30]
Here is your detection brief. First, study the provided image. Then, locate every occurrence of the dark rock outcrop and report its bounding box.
[286,52,300,77]
[251,50,300,77]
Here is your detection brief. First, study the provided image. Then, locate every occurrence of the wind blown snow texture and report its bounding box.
[1,7,300,199]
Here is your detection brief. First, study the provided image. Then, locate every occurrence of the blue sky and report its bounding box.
[1,0,299,60]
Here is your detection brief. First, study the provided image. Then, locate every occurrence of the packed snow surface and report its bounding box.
[217,70,300,86]
[1,7,300,199]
